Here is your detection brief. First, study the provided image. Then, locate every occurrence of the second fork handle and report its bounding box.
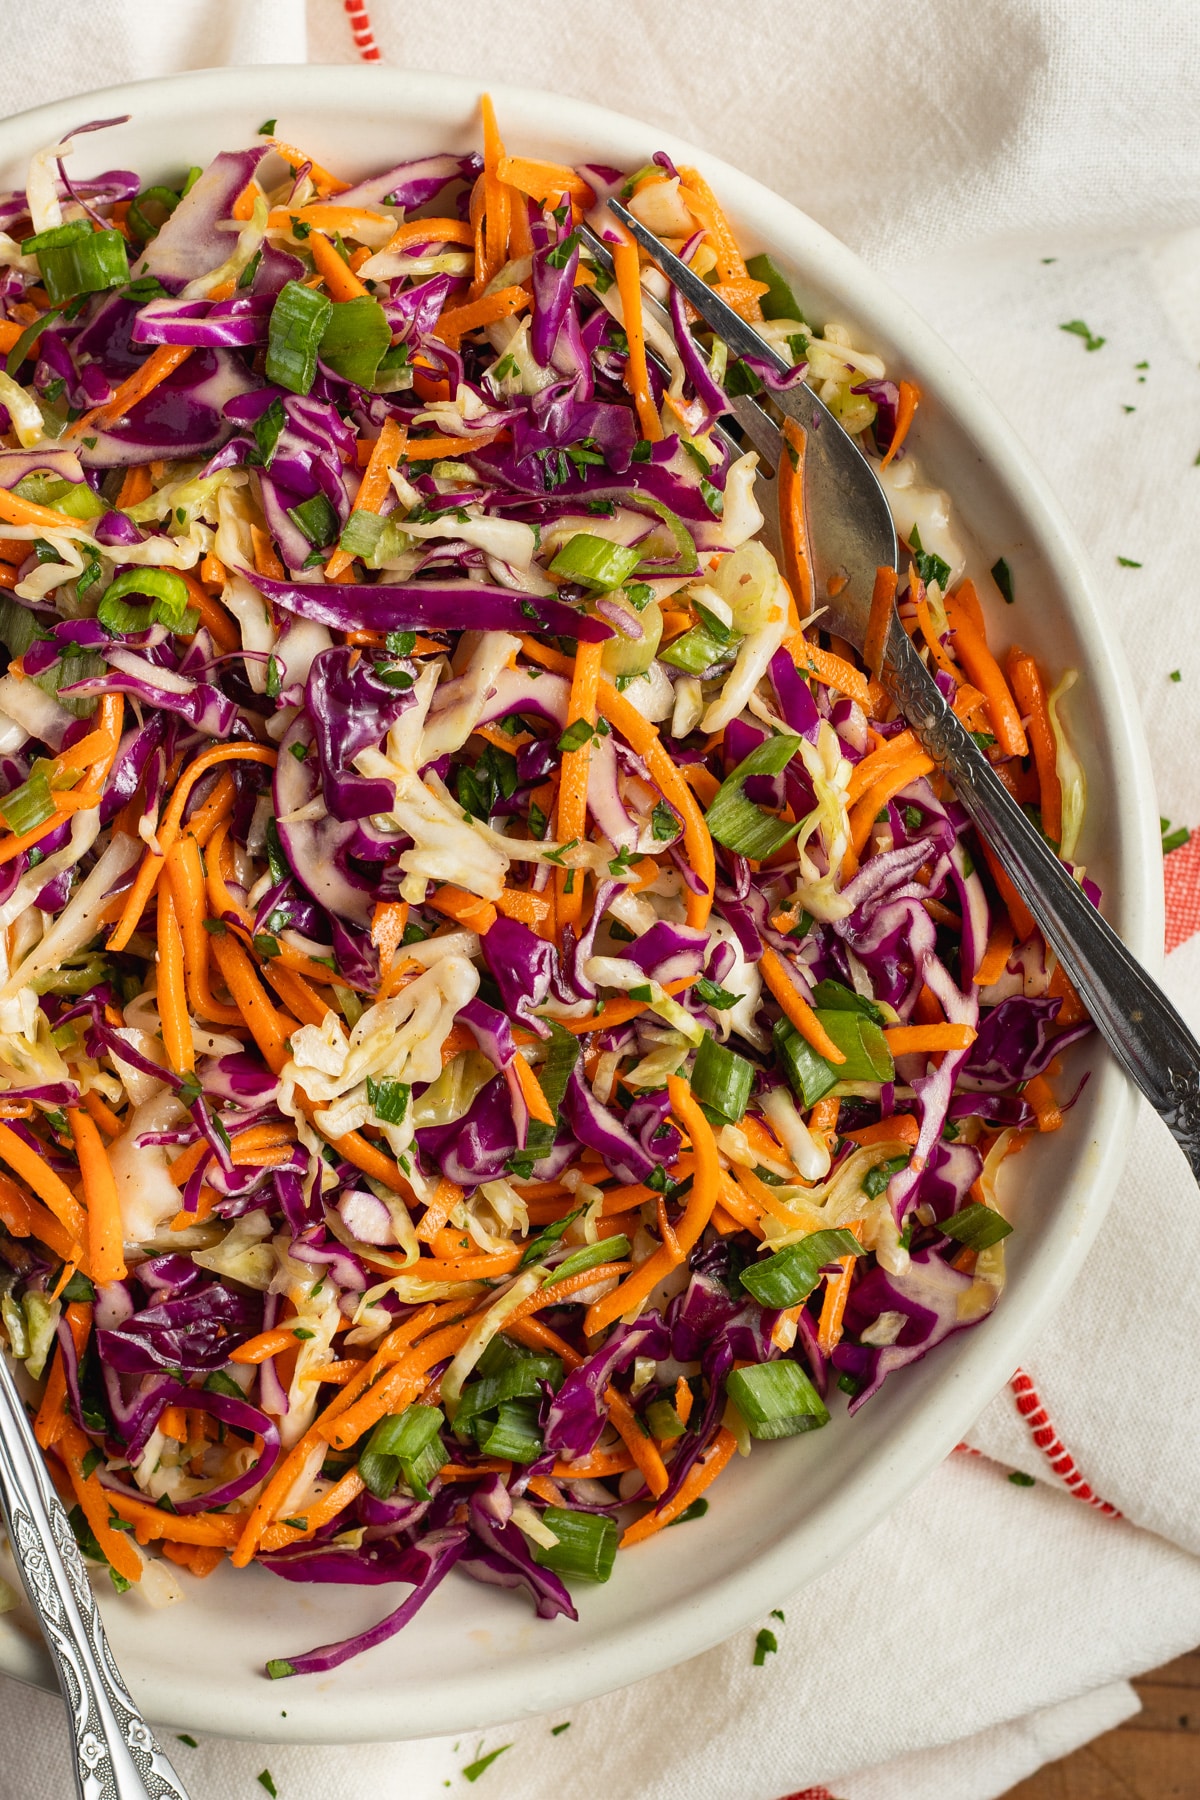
[883,618,1200,1177]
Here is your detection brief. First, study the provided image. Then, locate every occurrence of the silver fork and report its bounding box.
[596,197,1200,1179]
[0,1349,190,1798]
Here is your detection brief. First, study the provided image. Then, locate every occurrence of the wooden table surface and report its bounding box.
[1006,1652,1200,1797]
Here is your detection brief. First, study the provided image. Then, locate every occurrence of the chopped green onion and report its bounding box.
[365,1075,409,1124]
[549,532,642,592]
[28,225,129,306]
[319,294,392,388]
[251,396,286,467]
[54,483,106,521]
[1008,1470,1035,1487]
[660,618,740,674]
[463,1746,512,1783]
[745,252,806,323]
[690,1031,754,1123]
[338,510,388,560]
[518,1200,586,1270]
[549,1237,630,1287]
[739,1228,863,1310]
[357,1403,445,1502]
[753,1626,779,1664]
[907,524,952,594]
[0,766,53,835]
[668,1496,709,1526]
[203,1369,244,1398]
[726,1359,831,1438]
[644,1398,686,1439]
[521,1020,580,1162]
[265,1659,294,1681]
[98,567,193,634]
[455,1350,563,1440]
[478,1397,544,1461]
[127,186,181,241]
[266,280,334,395]
[773,1017,839,1108]
[705,734,802,859]
[530,1507,618,1582]
[809,978,885,1024]
[4,306,64,378]
[940,1202,1013,1250]
[286,492,339,548]
[1060,319,1105,352]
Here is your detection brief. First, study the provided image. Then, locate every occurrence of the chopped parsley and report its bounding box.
[1170,669,1182,683]
[1059,319,1106,352]
[752,1627,778,1666]
[463,1744,512,1782]
[1161,816,1190,855]
[1008,1469,1036,1486]
[177,1735,198,1748]
[256,1772,278,1798]
[990,556,1014,605]
[1116,555,1142,568]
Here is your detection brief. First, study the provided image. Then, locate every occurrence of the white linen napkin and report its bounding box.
[1,5,1200,1795]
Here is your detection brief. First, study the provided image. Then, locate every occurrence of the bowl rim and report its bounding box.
[0,62,1163,1744]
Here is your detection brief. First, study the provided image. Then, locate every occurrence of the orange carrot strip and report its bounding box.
[230,1326,311,1365]
[0,1166,79,1264]
[945,587,1028,757]
[0,1122,86,1242]
[884,1024,977,1055]
[178,573,240,654]
[321,1318,477,1451]
[107,745,276,952]
[913,585,960,685]
[777,419,814,614]
[879,379,920,469]
[496,156,594,205]
[862,565,898,680]
[500,1264,631,1331]
[380,217,473,252]
[403,427,505,461]
[550,976,698,1036]
[416,1176,467,1245]
[477,94,511,293]
[208,933,294,1076]
[845,729,921,807]
[494,887,554,934]
[605,1384,669,1498]
[759,946,849,1064]
[260,961,332,1029]
[58,1426,142,1583]
[974,918,1016,987]
[162,1542,225,1577]
[585,1075,718,1337]
[251,523,284,579]
[155,883,194,1076]
[1006,645,1062,844]
[268,140,349,197]
[75,344,193,435]
[787,631,872,710]
[677,168,760,310]
[165,836,242,1026]
[325,416,405,579]
[370,899,409,978]
[80,1089,122,1140]
[817,1215,865,1354]
[68,1108,125,1284]
[848,750,936,854]
[116,465,152,509]
[621,1426,738,1546]
[34,1302,90,1448]
[308,229,370,302]
[612,238,662,442]
[839,1113,920,1148]
[1024,1073,1063,1132]
[433,286,528,349]
[427,884,498,935]
[556,638,603,933]
[511,1051,555,1127]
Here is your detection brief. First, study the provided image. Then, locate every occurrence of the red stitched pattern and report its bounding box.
[344,0,382,61]
[1010,1369,1120,1515]
[777,1790,839,1799]
[1164,830,1200,953]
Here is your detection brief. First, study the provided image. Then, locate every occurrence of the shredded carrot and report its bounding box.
[1024,1073,1063,1132]
[0,485,92,536]
[268,140,350,197]
[848,750,936,854]
[677,167,761,315]
[845,730,921,808]
[308,228,370,302]
[266,203,392,234]
[80,1088,122,1141]
[370,899,409,979]
[165,836,242,1025]
[380,217,474,252]
[0,1165,79,1264]
[974,918,1016,987]
[884,1023,977,1055]
[474,94,511,296]
[556,638,603,933]
[494,887,554,934]
[945,586,1028,757]
[606,1385,669,1498]
[416,1176,466,1245]
[230,1326,312,1366]
[403,427,505,461]
[496,156,595,205]
[178,572,240,654]
[817,1216,865,1354]
[862,564,898,680]
[758,947,847,1064]
[427,883,498,935]
[58,1425,142,1583]
[116,465,153,510]
[777,419,814,614]
[155,883,195,1076]
[230,181,257,222]
[585,1074,718,1337]
[611,237,662,442]
[33,1302,90,1449]
[840,1113,921,1148]
[0,1122,87,1243]
[325,415,404,580]
[162,1542,225,1578]
[551,975,697,1036]
[106,745,277,952]
[511,1051,555,1127]
[68,1107,125,1285]
[787,631,880,713]
[251,523,285,579]
[880,379,920,469]
[433,286,528,349]
[621,1426,738,1546]
[978,837,1037,944]
[72,344,193,436]
[1006,645,1062,844]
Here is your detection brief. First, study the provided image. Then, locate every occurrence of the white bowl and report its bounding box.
[0,65,1161,1744]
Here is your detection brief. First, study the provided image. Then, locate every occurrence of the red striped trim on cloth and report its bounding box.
[1164,829,1200,952]
[777,1790,839,1799]
[1010,1369,1120,1515]
[344,0,382,60]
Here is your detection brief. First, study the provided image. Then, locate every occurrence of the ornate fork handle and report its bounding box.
[0,1351,190,1800]
[885,619,1200,1174]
